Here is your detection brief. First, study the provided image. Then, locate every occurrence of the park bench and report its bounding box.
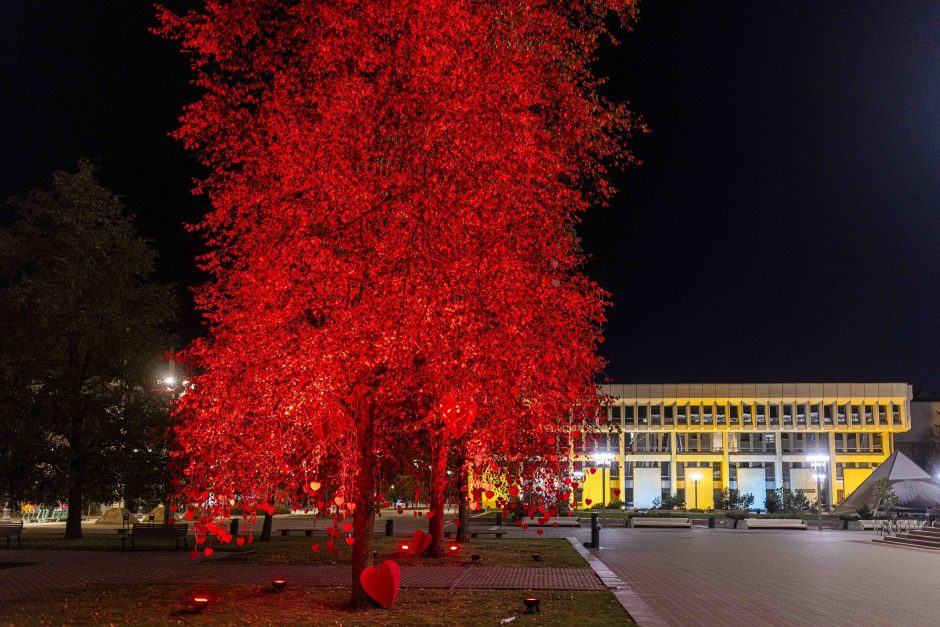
[744,518,806,530]
[628,517,691,528]
[124,523,189,550]
[470,528,506,539]
[858,520,880,531]
[278,528,331,537]
[1,521,23,549]
[522,516,581,527]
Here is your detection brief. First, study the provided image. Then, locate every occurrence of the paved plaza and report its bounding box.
[581,527,940,626]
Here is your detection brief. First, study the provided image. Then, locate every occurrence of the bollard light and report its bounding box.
[531,553,542,561]
[191,596,210,613]
[471,554,482,563]
[272,579,286,592]
[523,597,541,614]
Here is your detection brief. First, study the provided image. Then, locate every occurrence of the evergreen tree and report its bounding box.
[0,161,176,538]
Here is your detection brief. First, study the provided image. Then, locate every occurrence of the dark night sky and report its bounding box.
[3,1,939,386]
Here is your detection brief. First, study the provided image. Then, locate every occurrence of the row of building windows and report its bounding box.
[573,431,884,454]
[571,460,879,482]
[604,402,903,428]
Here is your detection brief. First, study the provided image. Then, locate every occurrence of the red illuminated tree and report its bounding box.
[158,0,641,606]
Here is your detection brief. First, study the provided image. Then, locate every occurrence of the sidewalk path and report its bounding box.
[0,550,601,603]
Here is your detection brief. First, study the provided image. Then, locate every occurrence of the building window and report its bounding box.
[892,404,901,425]
[742,404,752,426]
[783,404,793,426]
[690,405,700,426]
[851,405,861,425]
[796,404,806,425]
[638,406,648,426]
[756,404,766,425]
[837,404,847,426]
[878,405,887,424]
[716,404,726,425]
[770,404,779,426]
[703,404,713,425]
[864,404,874,425]
[677,404,687,426]
[824,405,834,425]
[810,404,820,426]
[625,405,634,427]
[664,405,674,425]
[651,405,661,427]
[730,405,739,425]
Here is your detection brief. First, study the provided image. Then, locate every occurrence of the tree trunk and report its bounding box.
[259,511,273,541]
[426,432,448,557]
[349,388,378,608]
[457,470,470,544]
[65,480,83,539]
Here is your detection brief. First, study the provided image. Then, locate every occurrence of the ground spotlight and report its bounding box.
[523,597,541,614]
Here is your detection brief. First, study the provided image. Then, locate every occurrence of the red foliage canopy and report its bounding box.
[158,0,640,594]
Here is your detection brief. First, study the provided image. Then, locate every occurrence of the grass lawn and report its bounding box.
[16,533,586,568]
[0,585,634,626]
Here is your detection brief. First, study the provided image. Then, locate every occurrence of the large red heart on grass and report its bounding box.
[360,560,401,609]
[410,529,433,556]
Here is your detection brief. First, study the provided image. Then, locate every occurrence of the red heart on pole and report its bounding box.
[410,529,433,556]
[613,488,621,497]
[360,560,401,609]
[589,468,597,474]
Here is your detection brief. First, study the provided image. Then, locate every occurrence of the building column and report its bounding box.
[774,434,784,490]
[720,432,730,490]
[618,427,626,502]
[827,431,836,509]
[669,432,678,498]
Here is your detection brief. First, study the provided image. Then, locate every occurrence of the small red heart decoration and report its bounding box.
[190,550,200,560]
[613,488,621,497]
[203,547,214,557]
[536,529,544,535]
[485,490,495,499]
[311,544,319,551]
[345,536,355,546]
[342,523,353,532]
[360,560,401,609]
[585,499,592,505]
[589,468,597,474]
[410,529,433,556]
[508,486,520,497]
[236,537,245,546]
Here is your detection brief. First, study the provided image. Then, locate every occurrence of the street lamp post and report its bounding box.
[591,452,616,512]
[689,472,702,510]
[808,454,829,532]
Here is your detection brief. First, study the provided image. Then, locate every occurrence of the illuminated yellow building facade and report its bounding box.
[572,383,912,510]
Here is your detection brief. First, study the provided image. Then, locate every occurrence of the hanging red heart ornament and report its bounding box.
[585,499,592,505]
[613,488,621,497]
[360,560,401,609]
[589,468,597,475]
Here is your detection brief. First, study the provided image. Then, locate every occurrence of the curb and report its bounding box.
[567,537,669,627]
